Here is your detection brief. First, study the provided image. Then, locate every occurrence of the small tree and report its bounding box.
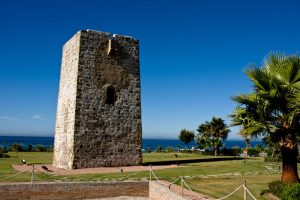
[179,129,195,150]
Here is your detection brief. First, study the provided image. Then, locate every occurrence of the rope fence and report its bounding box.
[1,164,257,200]
[149,166,257,200]
[0,170,27,181]
[0,165,37,183]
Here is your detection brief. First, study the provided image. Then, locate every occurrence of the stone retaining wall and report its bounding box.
[0,181,189,200]
[0,181,148,200]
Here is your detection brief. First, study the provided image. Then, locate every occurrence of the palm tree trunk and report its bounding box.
[214,145,220,156]
[281,145,299,183]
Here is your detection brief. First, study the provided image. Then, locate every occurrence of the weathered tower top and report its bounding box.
[53,30,142,169]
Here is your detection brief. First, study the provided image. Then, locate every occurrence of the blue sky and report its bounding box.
[0,0,300,139]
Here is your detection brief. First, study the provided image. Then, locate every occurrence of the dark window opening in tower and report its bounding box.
[106,86,116,105]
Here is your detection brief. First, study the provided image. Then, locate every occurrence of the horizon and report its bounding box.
[0,134,262,141]
[1,0,300,139]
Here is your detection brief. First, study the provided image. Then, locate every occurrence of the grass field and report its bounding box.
[0,152,283,199]
[143,152,212,162]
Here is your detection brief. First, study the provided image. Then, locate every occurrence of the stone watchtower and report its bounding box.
[53,30,142,169]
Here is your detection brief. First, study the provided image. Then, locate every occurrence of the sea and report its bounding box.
[0,136,264,150]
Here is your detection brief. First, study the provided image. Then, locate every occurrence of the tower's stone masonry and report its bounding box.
[54,30,142,169]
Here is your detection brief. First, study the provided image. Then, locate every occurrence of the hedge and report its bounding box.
[269,181,300,200]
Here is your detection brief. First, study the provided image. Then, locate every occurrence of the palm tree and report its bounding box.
[196,117,230,156]
[230,53,300,183]
[245,137,250,150]
[210,117,230,156]
[196,122,212,151]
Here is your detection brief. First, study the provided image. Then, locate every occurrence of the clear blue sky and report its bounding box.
[0,0,300,139]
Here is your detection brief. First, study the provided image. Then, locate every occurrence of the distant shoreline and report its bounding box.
[0,135,263,149]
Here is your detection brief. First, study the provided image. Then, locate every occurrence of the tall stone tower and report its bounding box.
[53,30,142,169]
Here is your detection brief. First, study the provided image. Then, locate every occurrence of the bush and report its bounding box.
[166,146,174,152]
[0,146,10,158]
[155,145,163,152]
[47,145,53,152]
[145,147,152,153]
[27,144,33,152]
[247,148,260,157]
[9,143,23,152]
[264,154,282,162]
[35,144,46,152]
[221,148,240,156]
[269,181,300,200]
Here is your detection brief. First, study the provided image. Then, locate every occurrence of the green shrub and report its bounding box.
[9,143,23,152]
[247,148,260,156]
[47,145,53,152]
[166,146,174,152]
[0,146,10,158]
[27,144,33,152]
[269,181,300,200]
[145,147,152,153]
[221,148,240,156]
[155,145,163,152]
[264,154,281,162]
[35,144,46,152]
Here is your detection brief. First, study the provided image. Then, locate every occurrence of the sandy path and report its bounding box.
[13,164,178,175]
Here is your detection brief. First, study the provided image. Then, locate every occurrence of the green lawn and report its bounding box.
[0,152,53,182]
[0,152,284,199]
[143,152,209,162]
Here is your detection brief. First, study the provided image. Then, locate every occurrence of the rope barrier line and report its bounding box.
[150,170,170,186]
[150,168,205,199]
[215,184,243,200]
[0,170,27,181]
[150,166,258,200]
[168,176,182,186]
[243,185,257,200]
[122,170,143,179]
[181,178,205,199]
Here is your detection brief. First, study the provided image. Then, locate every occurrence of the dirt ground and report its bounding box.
[12,164,178,175]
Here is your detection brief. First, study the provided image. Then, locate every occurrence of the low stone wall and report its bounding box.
[0,181,189,200]
[149,181,185,200]
[0,181,148,200]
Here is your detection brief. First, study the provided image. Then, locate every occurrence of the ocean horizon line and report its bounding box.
[0,135,259,141]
